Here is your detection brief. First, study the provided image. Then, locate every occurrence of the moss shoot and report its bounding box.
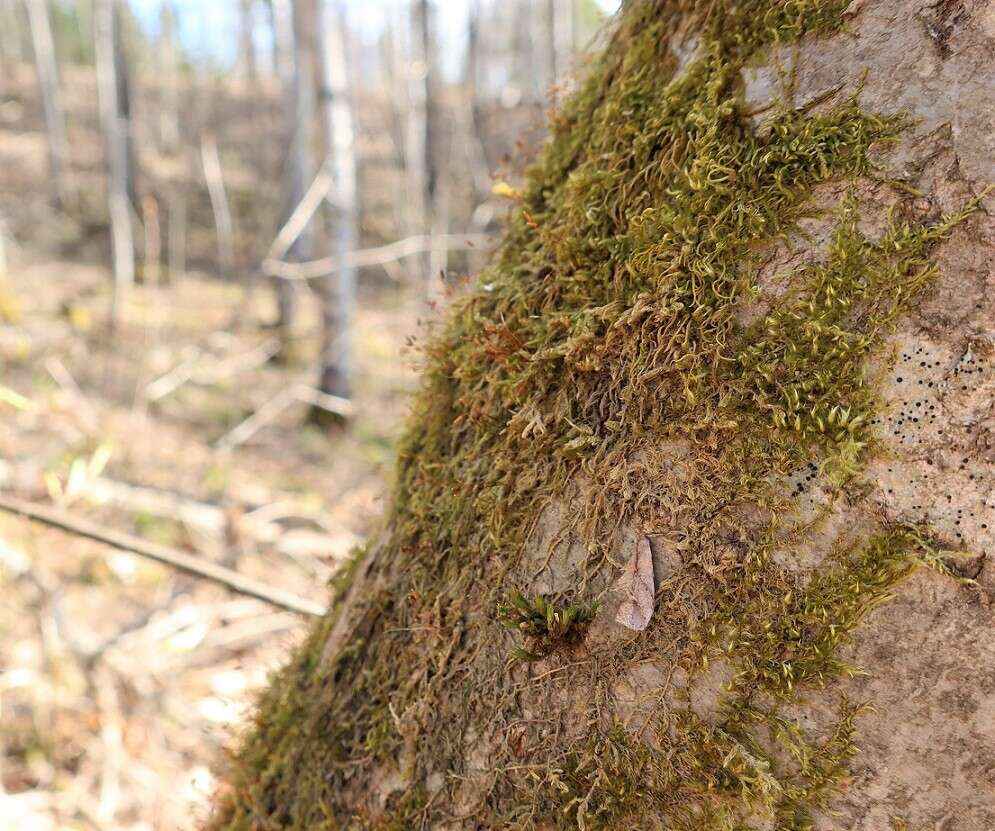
[208,1,982,829]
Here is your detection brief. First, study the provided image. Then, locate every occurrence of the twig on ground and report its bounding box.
[0,494,326,616]
[46,357,99,433]
[144,337,280,404]
[214,382,353,452]
[213,386,298,451]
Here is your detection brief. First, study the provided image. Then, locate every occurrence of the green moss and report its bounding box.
[498,591,597,661]
[208,1,983,829]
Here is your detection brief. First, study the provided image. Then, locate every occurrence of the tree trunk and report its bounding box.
[208,2,995,829]
[405,0,438,297]
[94,0,134,328]
[237,0,257,85]
[270,0,315,360]
[313,0,357,408]
[200,133,236,283]
[157,2,180,155]
[25,0,71,205]
[110,2,139,217]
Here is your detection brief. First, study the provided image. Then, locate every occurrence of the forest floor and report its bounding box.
[0,249,422,831]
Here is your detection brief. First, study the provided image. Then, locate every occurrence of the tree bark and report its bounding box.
[157,2,180,155]
[237,0,257,85]
[208,2,995,829]
[405,0,439,297]
[25,0,71,205]
[94,0,134,328]
[110,2,139,216]
[270,0,315,359]
[200,133,236,283]
[313,0,357,406]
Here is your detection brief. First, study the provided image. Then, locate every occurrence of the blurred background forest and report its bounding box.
[0,1,617,828]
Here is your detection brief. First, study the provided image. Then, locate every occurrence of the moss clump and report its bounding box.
[208,1,983,829]
[498,591,597,661]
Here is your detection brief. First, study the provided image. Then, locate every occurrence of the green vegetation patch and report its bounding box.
[209,1,982,829]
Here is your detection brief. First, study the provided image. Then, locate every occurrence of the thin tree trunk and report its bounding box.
[270,0,315,359]
[158,2,179,155]
[540,0,556,92]
[314,0,357,408]
[25,0,71,206]
[237,0,257,85]
[94,0,134,329]
[463,0,492,200]
[511,0,533,103]
[166,191,185,284]
[407,0,438,298]
[380,20,409,244]
[200,133,236,283]
[110,3,139,216]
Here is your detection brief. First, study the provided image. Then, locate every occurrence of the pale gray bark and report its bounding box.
[270,0,316,349]
[316,0,357,402]
[200,133,236,283]
[406,0,439,296]
[25,0,71,204]
[157,2,179,154]
[236,0,257,84]
[110,3,138,215]
[94,0,134,328]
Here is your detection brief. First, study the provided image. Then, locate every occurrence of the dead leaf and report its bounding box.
[615,537,656,631]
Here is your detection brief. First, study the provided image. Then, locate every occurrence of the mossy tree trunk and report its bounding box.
[209,1,995,829]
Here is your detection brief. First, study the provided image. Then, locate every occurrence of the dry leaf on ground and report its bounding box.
[614,536,655,631]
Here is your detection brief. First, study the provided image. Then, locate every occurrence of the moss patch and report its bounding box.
[208,1,982,829]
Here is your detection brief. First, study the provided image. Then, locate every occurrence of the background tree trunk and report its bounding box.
[25,0,71,206]
[207,2,995,829]
[157,2,180,155]
[405,0,438,298]
[313,0,357,408]
[270,0,316,360]
[94,0,134,328]
[236,0,257,85]
[110,3,139,216]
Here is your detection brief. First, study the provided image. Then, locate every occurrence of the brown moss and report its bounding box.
[207,1,984,828]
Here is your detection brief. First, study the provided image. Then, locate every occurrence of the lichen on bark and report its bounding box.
[207,1,992,829]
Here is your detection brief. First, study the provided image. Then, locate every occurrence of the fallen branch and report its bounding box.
[214,383,354,451]
[143,337,280,403]
[0,493,326,617]
[262,233,496,281]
